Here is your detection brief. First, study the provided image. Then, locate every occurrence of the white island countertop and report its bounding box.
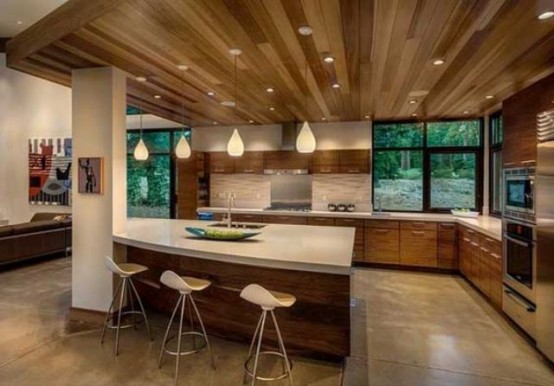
[114,218,355,275]
[198,207,502,241]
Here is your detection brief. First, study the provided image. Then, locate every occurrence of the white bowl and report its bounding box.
[451,210,479,218]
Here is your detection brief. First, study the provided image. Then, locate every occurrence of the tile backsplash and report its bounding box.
[210,173,371,212]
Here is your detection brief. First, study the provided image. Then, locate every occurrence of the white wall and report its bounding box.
[303,120,372,150]
[127,113,180,129]
[0,53,72,224]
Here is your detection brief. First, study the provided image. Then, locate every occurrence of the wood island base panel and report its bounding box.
[126,246,351,361]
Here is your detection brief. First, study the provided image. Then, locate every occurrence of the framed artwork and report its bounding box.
[28,137,72,206]
[78,157,103,194]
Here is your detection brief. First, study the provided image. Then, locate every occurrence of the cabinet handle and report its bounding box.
[412,222,425,227]
[320,167,331,173]
[504,289,536,312]
[521,160,536,164]
[375,229,390,234]
[342,219,355,223]
[348,168,360,173]
[411,231,425,236]
[491,253,501,259]
[467,229,475,235]
[504,162,515,167]
[470,242,479,247]
[314,218,328,221]
[480,247,489,253]
[463,237,470,242]
[440,223,455,229]
[243,169,254,173]
[214,168,224,173]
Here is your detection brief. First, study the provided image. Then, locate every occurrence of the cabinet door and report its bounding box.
[307,217,335,226]
[400,227,438,267]
[264,151,312,171]
[234,152,264,174]
[336,218,364,263]
[209,152,235,173]
[338,150,370,174]
[262,215,307,225]
[364,228,400,264]
[438,223,458,269]
[312,150,339,174]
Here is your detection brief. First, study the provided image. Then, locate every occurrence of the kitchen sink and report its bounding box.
[371,212,391,217]
[209,222,267,230]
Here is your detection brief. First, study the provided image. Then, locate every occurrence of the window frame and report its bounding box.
[488,111,503,217]
[372,119,484,213]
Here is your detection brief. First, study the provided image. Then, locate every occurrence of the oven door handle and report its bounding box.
[504,235,531,248]
[504,289,536,312]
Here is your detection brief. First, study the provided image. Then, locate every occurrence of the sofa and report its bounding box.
[0,212,72,267]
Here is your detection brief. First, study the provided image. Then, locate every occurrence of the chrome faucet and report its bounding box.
[225,193,235,228]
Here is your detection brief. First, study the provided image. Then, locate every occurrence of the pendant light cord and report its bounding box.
[234,54,238,115]
[181,70,186,135]
[139,108,143,137]
[304,59,308,117]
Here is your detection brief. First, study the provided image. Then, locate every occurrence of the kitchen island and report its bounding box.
[114,218,355,360]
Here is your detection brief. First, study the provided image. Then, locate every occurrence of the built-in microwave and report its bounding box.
[504,168,535,222]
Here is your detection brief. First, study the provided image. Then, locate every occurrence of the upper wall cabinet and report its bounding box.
[312,149,370,174]
[208,152,235,174]
[264,151,312,171]
[503,73,554,168]
[234,151,264,174]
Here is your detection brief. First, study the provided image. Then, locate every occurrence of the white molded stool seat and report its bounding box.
[240,284,296,310]
[101,256,152,356]
[240,284,295,386]
[158,270,215,385]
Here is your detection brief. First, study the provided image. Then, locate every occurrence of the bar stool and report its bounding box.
[158,270,216,385]
[240,284,296,386]
[100,255,152,356]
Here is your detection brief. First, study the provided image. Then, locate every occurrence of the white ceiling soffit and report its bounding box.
[0,0,68,37]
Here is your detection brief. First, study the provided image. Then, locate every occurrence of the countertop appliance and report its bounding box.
[535,109,554,361]
[504,167,535,223]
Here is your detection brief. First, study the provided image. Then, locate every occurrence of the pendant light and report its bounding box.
[296,26,316,153]
[175,65,192,159]
[226,48,244,157]
[133,108,149,160]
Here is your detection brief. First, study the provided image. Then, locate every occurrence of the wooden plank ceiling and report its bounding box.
[6,0,554,126]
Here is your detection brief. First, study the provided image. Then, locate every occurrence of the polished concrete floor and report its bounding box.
[1,258,553,386]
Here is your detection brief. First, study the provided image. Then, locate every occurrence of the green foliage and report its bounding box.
[427,120,480,147]
[373,123,423,148]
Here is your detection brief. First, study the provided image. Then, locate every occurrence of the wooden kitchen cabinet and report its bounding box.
[264,151,312,171]
[235,213,264,223]
[338,150,370,174]
[364,220,400,264]
[208,152,235,173]
[262,215,307,225]
[312,150,339,174]
[307,217,335,226]
[438,222,458,269]
[336,218,364,263]
[400,221,438,267]
[234,151,264,174]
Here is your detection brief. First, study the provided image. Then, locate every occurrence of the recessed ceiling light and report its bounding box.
[364,115,370,119]
[176,64,189,71]
[266,87,274,93]
[207,91,215,96]
[269,107,275,111]
[463,110,470,115]
[538,11,554,20]
[321,117,327,121]
[229,48,242,56]
[412,113,418,117]
[221,101,236,107]
[408,99,417,104]
[16,21,23,25]
[485,95,494,99]
[154,95,162,99]
[433,59,445,66]
[249,120,254,124]
[136,76,147,82]
[298,26,313,36]
[323,56,335,63]
[212,121,218,125]
[332,83,341,89]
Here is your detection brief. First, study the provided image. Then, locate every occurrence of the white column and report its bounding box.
[71,67,126,312]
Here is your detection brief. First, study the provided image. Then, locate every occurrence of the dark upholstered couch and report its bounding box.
[0,213,72,266]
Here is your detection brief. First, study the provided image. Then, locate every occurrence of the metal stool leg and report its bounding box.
[100,278,123,344]
[129,278,153,341]
[114,277,127,357]
[174,293,187,386]
[159,294,182,369]
[271,310,293,386]
[190,294,216,369]
[243,313,264,384]
[250,310,267,386]
[128,279,136,329]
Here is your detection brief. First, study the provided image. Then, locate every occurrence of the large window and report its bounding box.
[373,120,482,212]
[126,129,190,218]
[489,112,503,216]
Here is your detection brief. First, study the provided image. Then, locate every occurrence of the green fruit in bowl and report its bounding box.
[204,228,244,240]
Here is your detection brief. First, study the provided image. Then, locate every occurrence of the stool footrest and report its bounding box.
[104,310,145,330]
[244,351,293,382]
[163,331,207,356]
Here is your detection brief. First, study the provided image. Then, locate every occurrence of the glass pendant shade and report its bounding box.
[296,121,316,153]
[134,138,149,161]
[227,128,244,157]
[175,134,191,159]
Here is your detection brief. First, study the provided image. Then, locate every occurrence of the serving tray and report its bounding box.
[185,227,260,241]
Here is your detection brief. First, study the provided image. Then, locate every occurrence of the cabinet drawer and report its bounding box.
[401,221,437,231]
[338,150,370,173]
[234,152,264,174]
[235,214,264,223]
[307,217,335,226]
[364,220,399,229]
[339,165,368,174]
[364,228,400,264]
[312,165,339,174]
[335,218,364,228]
[400,229,438,267]
[353,244,364,263]
[460,226,479,242]
[480,236,502,256]
[262,215,307,225]
[438,222,457,241]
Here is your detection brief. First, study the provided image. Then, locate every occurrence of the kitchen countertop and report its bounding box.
[197,207,502,241]
[114,218,354,275]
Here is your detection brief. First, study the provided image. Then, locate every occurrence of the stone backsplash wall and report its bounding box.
[210,174,271,208]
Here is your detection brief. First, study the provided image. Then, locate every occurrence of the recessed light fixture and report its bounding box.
[298,26,313,36]
[321,117,327,121]
[16,21,23,25]
[324,56,335,63]
[432,59,445,66]
[154,95,162,99]
[485,95,494,99]
[412,114,418,117]
[136,76,147,82]
[538,11,554,20]
[408,99,417,104]
[269,107,275,111]
[207,91,215,96]
[332,83,341,89]
[221,101,236,107]
[212,121,218,125]
[176,64,189,71]
[364,115,370,119]
[266,87,274,93]
[249,120,254,124]
[463,110,470,115]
